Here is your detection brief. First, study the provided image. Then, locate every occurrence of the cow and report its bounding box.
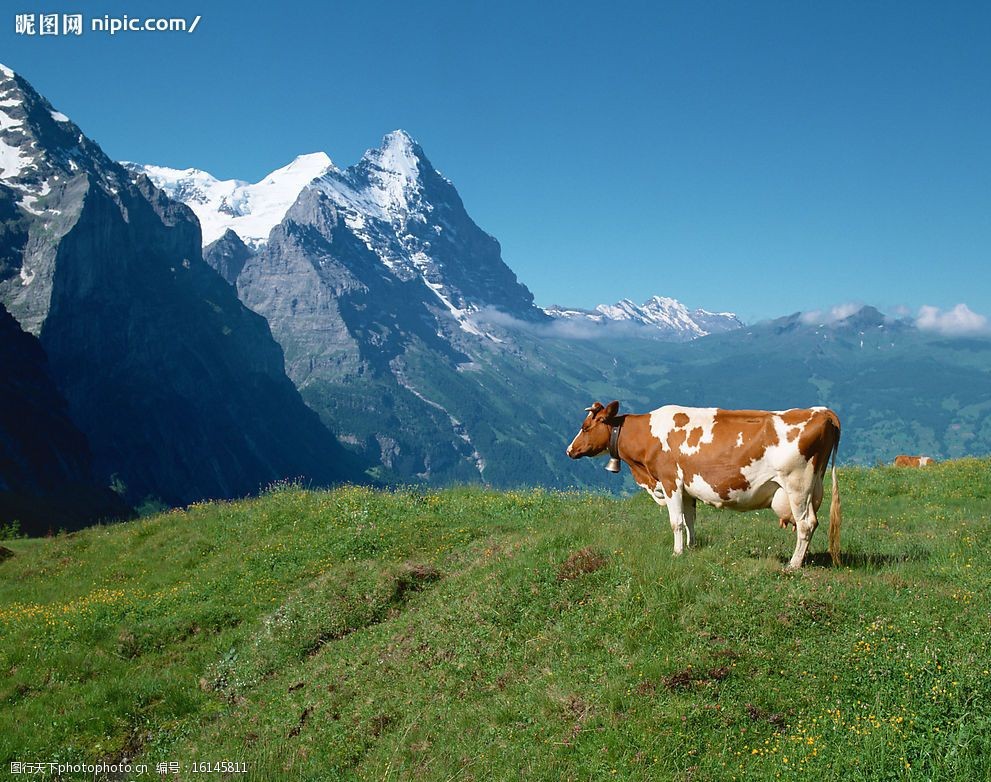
[894,455,934,467]
[567,402,842,569]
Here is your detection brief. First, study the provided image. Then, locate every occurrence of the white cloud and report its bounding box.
[915,303,989,336]
[799,302,863,325]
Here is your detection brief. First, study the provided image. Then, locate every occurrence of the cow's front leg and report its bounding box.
[667,490,687,555]
[683,495,697,549]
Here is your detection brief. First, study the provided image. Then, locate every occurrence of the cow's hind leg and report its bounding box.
[683,495,697,548]
[667,490,687,556]
[785,484,818,570]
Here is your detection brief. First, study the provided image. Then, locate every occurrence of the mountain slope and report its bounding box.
[203,228,255,285]
[0,64,363,507]
[0,303,130,534]
[230,134,624,486]
[235,186,485,483]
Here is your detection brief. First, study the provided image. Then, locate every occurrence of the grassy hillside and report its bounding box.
[2,460,990,781]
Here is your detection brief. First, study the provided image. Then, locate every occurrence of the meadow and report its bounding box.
[1,459,989,781]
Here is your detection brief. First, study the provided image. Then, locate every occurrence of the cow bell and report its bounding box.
[604,421,622,473]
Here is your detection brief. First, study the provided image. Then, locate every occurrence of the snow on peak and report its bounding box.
[310,129,433,254]
[545,295,742,340]
[263,152,333,184]
[0,63,13,80]
[375,130,420,172]
[335,129,426,218]
[131,152,335,247]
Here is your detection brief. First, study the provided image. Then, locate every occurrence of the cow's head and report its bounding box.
[567,400,620,459]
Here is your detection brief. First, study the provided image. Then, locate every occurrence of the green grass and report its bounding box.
[1,460,990,781]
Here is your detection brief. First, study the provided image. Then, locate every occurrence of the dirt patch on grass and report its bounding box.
[663,668,696,691]
[661,665,732,692]
[287,705,313,738]
[393,562,442,601]
[369,713,393,737]
[556,548,607,581]
[746,703,787,732]
[635,680,656,696]
[556,694,594,745]
[707,665,731,681]
[798,598,834,623]
[0,546,14,563]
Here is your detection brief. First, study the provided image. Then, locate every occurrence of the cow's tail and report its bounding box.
[828,417,842,567]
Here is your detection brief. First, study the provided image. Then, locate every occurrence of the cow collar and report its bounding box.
[605,418,623,473]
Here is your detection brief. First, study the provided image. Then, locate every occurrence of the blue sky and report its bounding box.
[3,0,989,322]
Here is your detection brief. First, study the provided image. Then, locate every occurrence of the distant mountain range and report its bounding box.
[545,297,742,340]
[2,63,990,529]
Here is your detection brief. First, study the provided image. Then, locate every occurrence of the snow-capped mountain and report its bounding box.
[310,129,541,328]
[126,152,334,247]
[544,296,742,340]
[136,131,542,336]
[1,63,137,334]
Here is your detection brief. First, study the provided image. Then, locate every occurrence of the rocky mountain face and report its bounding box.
[310,131,542,326]
[0,303,130,534]
[204,228,254,286]
[544,296,742,340]
[235,186,487,482]
[0,64,362,509]
[144,131,543,332]
[146,132,553,483]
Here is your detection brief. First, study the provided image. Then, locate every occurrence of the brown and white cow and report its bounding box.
[567,402,842,569]
[894,455,934,467]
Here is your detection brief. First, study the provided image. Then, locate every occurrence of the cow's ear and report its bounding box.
[585,401,604,415]
[601,400,620,421]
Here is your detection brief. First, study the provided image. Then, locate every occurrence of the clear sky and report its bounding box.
[3,0,989,322]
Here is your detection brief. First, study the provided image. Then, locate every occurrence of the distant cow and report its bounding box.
[567,402,842,569]
[894,455,935,467]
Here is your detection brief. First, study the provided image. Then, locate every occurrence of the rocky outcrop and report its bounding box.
[204,228,254,285]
